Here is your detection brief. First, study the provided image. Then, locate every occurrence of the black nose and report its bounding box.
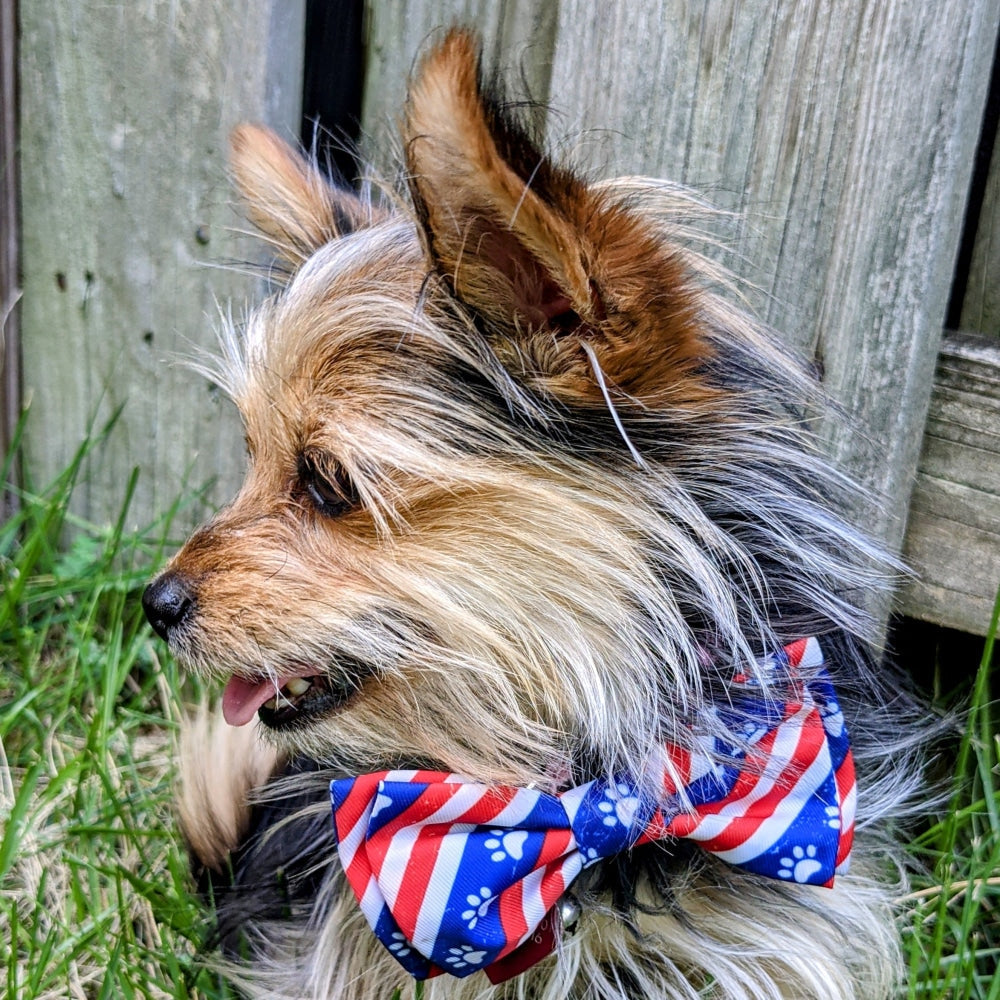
[142,571,195,640]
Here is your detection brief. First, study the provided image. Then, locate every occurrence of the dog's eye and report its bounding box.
[297,454,360,517]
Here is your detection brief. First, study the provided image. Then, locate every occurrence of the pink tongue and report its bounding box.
[222,675,281,727]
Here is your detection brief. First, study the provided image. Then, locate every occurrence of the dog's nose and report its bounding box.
[142,571,195,640]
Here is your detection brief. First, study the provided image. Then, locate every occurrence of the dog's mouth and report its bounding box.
[222,661,372,730]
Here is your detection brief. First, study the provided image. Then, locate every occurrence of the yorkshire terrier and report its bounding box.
[143,29,921,1000]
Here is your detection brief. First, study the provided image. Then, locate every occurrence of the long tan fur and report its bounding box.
[154,29,923,1000]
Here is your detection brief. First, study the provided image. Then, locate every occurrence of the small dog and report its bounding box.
[144,29,922,1000]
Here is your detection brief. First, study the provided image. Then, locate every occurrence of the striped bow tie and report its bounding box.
[330,637,855,983]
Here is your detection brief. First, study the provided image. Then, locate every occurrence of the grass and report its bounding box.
[0,423,231,999]
[901,588,1000,998]
[0,427,997,999]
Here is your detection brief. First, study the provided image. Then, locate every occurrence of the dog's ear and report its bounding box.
[404,30,712,406]
[229,124,381,270]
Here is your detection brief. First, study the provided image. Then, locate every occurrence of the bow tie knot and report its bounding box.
[330,637,855,982]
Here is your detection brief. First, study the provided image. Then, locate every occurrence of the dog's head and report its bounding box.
[143,30,873,786]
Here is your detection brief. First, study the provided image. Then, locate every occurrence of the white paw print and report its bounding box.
[460,886,495,929]
[824,805,841,830]
[778,844,823,883]
[445,944,487,969]
[819,699,845,738]
[387,931,411,958]
[597,781,640,828]
[483,829,528,862]
[738,720,768,745]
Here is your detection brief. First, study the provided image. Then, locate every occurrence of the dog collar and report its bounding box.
[329,637,855,982]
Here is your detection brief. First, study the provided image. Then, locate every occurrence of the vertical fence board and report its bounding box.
[545,0,997,564]
[1,0,19,511]
[358,0,1000,628]
[19,1,305,530]
[17,2,1000,630]
[362,0,558,167]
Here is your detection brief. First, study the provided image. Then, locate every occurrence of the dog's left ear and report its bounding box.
[230,124,385,271]
[404,30,710,404]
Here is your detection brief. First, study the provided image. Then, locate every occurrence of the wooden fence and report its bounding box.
[5,0,1000,635]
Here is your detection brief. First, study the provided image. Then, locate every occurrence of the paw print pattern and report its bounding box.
[778,844,823,883]
[819,698,845,738]
[445,944,487,969]
[483,830,528,862]
[596,781,640,828]
[387,931,412,958]
[737,720,769,745]
[824,805,841,830]
[460,886,495,929]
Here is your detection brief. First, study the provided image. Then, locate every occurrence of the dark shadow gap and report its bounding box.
[300,0,366,185]
[946,26,1000,332]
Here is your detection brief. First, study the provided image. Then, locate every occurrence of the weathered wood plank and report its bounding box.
[359,0,1000,631]
[545,1,998,564]
[362,0,559,166]
[20,1,998,639]
[18,1,305,530]
[1,0,19,514]
[900,334,1000,635]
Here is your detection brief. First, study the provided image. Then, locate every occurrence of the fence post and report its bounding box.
[18,2,305,529]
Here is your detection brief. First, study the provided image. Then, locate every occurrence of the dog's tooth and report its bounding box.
[263,696,277,711]
[285,677,312,697]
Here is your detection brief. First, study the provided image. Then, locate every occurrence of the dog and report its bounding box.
[143,29,922,1000]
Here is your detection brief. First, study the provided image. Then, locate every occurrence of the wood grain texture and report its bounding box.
[360,0,999,629]
[960,122,1000,338]
[545,1,998,559]
[18,1,1000,635]
[18,1,305,530]
[361,0,559,168]
[899,334,1000,635]
[1,0,19,513]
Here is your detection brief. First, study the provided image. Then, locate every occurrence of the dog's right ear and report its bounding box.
[229,124,380,270]
[403,31,714,411]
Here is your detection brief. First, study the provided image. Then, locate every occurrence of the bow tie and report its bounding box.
[330,637,855,983]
